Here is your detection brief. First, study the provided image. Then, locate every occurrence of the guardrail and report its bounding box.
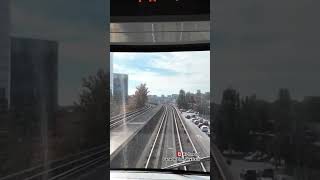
[110,105,153,129]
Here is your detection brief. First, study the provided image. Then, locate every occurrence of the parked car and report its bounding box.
[194,120,200,125]
[203,120,209,126]
[259,153,269,161]
[244,151,261,161]
[260,168,274,180]
[191,114,196,118]
[192,119,197,123]
[240,169,258,180]
[199,118,204,123]
[274,174,293,180]
[200,126,209,133]
[198,123,204,128]
[187,109,194,113]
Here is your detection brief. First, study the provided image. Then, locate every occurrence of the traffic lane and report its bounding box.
[110,105,162,157]
[180,112,210,156]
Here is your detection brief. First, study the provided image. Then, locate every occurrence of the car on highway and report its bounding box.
[200,126,209,133]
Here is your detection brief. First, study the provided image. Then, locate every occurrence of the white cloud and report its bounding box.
[113,51,210,96]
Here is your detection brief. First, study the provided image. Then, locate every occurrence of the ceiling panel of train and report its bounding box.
[110,1,210,51]
[110,21,210,51]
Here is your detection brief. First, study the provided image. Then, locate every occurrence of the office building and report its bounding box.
[10,37,58,133]
[113,73,128,104]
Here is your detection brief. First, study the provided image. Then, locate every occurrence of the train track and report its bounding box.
[0,145,107,180]
[171,105,207,172]
[144,106,168,169]
[144,105,208,172]
[110,105,153,129]
[173,106,227,180]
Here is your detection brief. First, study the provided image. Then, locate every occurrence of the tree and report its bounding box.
[134,83,149,108]
[185,92,194,109]
[177,89,187,109]
[215,88,241,151]
[273,88,293,168]
[76,69,108,146]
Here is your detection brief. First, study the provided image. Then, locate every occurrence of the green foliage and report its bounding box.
[215,88,241,150]
[214,87,318,169]
[76,69,108,146]
[177,89,187,109]
[134,83,149,108]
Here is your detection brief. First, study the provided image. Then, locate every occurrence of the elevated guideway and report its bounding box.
[110,105,162,160]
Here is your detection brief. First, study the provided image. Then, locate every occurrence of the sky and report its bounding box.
[10,0,107,106]
[113,51,210,96]
[213,0,320,102]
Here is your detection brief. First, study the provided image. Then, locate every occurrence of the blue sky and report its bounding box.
[113,51,210,96]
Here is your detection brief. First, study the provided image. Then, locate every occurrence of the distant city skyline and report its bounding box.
[112,51,210,96]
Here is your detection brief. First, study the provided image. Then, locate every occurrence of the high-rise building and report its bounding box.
[113,73,128,104]
[0,0,10,109]
[10,37,58,133]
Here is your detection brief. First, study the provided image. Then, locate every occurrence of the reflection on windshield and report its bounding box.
[0,1,107,179]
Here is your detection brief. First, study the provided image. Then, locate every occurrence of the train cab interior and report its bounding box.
[110,0,211,179]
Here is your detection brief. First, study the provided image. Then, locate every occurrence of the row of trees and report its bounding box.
[177,89,210,116]
[214,88,319,169]
[75,69,108,147]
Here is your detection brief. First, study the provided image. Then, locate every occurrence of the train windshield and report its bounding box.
[110,51,210,173]
[109,19,211,174]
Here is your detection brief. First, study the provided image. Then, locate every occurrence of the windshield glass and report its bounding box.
[110,51,210,173]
